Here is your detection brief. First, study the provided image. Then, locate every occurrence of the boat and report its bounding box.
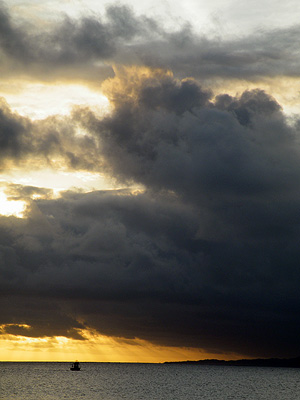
[70,361,80,371]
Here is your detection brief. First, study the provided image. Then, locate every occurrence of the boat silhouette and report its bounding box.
[70,361,81,371]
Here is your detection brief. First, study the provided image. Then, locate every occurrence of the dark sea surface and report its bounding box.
[1,362,300,399]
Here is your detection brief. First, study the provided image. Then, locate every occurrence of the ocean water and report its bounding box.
[1,362,300,399]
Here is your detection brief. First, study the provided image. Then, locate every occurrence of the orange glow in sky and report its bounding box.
[0,326,241,362]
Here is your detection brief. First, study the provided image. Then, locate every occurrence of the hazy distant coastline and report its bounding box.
[165,357,300,368]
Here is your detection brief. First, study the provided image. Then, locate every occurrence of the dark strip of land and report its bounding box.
[165,357,300,368]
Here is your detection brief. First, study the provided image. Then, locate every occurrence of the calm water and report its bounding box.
[1,362,300,399]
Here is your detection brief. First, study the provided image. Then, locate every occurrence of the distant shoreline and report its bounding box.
[1,358,300,367]
[164,357,300,368]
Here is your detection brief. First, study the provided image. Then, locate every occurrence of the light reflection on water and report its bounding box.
[1,362,300,400]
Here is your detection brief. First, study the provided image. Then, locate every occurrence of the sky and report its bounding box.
[1,0,300,362]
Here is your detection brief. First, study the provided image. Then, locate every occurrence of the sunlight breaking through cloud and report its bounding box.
[0,191,27,218]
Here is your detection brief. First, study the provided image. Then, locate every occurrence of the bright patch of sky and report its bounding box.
[0,169,116,193]
[0,81,109,120]
[0,190,26,217]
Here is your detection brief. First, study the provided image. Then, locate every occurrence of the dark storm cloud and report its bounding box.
[2,1,300,81]
[1,186,300,356]
[0,189,201,339]
[141,25,300,80]
[0,3,157,81]
[2,67,300,356]
[2,0,300,357]
[76,72,300,205]
[70,71,300,356]
[0,98,100,170]
[0,98,32,161]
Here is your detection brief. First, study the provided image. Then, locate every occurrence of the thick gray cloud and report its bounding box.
[1,185,300,356]
[77,73,300,205]
[2,2,300,82]
[0,98,32,162]
[0,3,156,81]
[0,98,101,170]
[72,72,300,356]
[140,25,300,80]
[2,1,300,358]
[1,68,300,357]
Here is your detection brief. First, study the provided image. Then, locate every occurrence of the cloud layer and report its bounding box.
[2,3,300,83]
[1,59,300,358]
